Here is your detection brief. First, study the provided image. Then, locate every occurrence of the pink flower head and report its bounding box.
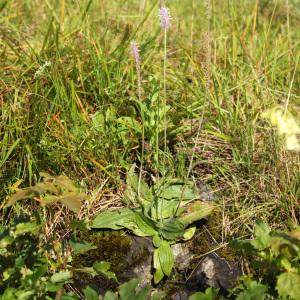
[159,6,171,30]
[130,41,140,69]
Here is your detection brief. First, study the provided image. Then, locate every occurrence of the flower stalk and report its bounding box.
[130,41,145,198]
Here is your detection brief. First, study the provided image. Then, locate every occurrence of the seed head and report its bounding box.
[159,6,171,30]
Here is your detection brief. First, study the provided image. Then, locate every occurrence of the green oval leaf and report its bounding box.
[158,241,174,276]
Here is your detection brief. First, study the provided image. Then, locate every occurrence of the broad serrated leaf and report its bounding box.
[236,281,267,300]
[59,192,85,213]
[55,175,79,192]
[230,239,256,255]
[50,271,72,283]
[270,231,300,258]
[276,272,300,299]
[4,174,86,213]
[61,293,80,300]
[0,235,14,248]
[158,241,174,276]
[72,267,97,277]
[251,222,271,250]
[4,184,51,207]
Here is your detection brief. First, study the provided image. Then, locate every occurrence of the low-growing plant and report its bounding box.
[0,215,122,299]
[0,216,72,299]
[83,278,166,300]
[230,222,300,299]
[189,287,220,300]
[3,173,87,213]
[91,165,214,283]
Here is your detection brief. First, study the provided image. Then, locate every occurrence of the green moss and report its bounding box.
[190,212,237,262]
[75,230,131,271]
[72,230,151,294]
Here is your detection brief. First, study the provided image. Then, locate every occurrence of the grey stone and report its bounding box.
[197,183,215,202]
[187,253,243,291]
[172,243,194,270]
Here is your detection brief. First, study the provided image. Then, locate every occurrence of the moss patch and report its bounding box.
[72,230,151,294]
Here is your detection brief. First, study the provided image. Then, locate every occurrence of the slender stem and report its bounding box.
[284,53,299,115]
[138,108,145,198]
[163,28,167,173]
[133,47,144,199]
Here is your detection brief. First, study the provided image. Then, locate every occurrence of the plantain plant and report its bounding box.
[91,166,215,283]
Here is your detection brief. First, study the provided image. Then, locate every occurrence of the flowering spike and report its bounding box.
[130,41,140,70]
[130,41,142,100]
[159,6,171,30]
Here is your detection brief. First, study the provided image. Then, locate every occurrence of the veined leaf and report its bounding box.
[276,272,300,299]
[158,240,174,276]
[91,111,105,133]
[119,278,141,300]
[236,281,267,300]
[153,248,164,284]
[59,192,85,213]
[0,235,14,248]
[151,199,181,220]
[4,183,57,207]
[4,174,85,213]
[178,201,214,225]
[69,237,96,255]
[126,165,152,205]
[157,181,197,201]
[50,271,72,283]
[103,291,118,300]
[83,286,99,300]
[183,226,196,241]
[159,219,185,240]
[14,222,40,236]
[134,212,157,236]
[251,222,271,250]
[117,117,142,134]
[54,175,79,192]
[153,235,162,248]
[189,287,219,300]
[270,231,300,258]
[93,261,117,282]
[91,209,136,230]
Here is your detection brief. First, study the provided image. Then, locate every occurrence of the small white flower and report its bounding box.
[34,61,51,79]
